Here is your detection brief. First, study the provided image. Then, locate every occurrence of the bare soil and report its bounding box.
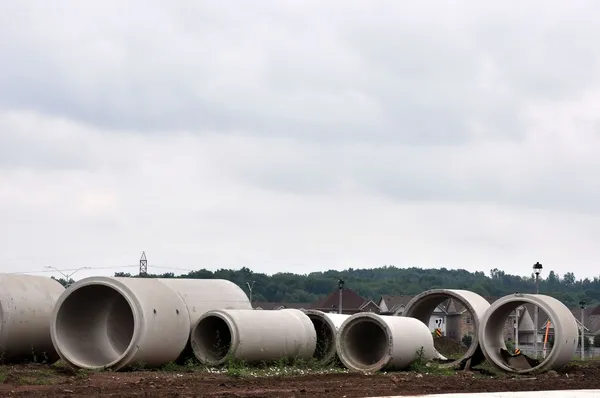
[1,361,600,397]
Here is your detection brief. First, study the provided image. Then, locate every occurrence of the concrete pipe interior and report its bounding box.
[340,318,388,368]
[481,299,549,372]
[192,315,232,364]
[305,314,335,361]
[54,285,135,368]
[403,291,483,367]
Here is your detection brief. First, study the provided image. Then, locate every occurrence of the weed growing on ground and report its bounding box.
[408,347,427,373]
[407,347,455,376]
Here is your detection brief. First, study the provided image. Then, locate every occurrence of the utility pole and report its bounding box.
[338,279,345,314]
[246,281,255,307]
[580,300,586,361]
[533,262,543,358]
[45,266,90,287]
[515,306,520,352]
[139,252,148,276]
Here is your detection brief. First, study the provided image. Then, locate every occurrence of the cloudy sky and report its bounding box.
[1,1,600,281]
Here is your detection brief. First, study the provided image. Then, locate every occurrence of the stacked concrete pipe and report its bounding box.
[402,289,491,369]
[336,313,435,372]
[190,308,317,366]
[302,310,349,364]
[0,274,65,363]
[50,277,251,370]
[478,293,578,374]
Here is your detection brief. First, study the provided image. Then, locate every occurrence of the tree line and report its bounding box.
[51,265,600,308]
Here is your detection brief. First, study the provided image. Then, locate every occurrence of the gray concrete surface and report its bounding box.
[0,274,65,363]
[402,289,491,369]
[336,313,435,372]
[190,308,317,366]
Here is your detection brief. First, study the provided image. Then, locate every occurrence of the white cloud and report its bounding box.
[1,1,600,280]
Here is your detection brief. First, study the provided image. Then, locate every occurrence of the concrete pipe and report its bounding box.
[51,277,251,370]
[402,289,491,369]
[303,310,349,364]
[190,308,317,366]
[336,313,435,372]
[478,293,578,374]
[159,278,252,364]
[0,274,65,363]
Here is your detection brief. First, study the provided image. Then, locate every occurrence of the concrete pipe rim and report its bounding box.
[402,289,484,368]
[479,294,565,374]
[190,310,239,366]
[50,277,143,371]
[303,310,338,363]
[336,313,391,373]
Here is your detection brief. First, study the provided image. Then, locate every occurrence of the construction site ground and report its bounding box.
[1,360,600,397]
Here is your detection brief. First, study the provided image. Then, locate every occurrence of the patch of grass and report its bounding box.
[213,354,348,378]
[472,360,505,377]
[14,374,54,385]
[224,354,248,377]
[158,358,203,373]
[130,361,147,371]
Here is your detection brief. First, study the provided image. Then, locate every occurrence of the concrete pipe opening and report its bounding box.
[54,284,136,368]
[402,289,491,369]
[336,313,434,372]
[341,318,388,368]
[303,310,349,364]
[192,315,232,364]
[479,294,578,374]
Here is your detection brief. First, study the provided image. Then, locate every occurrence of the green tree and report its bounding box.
[110,265,600,308]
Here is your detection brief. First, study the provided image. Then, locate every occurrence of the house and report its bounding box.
[254,287,379,314]
[310,288,380,314]
[377,294,537,343]
[253,302,311,310]
[535,305,600,345]
[378,295,413,315]
[378,295,448,334]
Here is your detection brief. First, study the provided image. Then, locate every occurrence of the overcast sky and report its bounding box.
[1,1,600,281]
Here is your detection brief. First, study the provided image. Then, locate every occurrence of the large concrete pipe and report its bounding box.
[0,274,65,363]
[478,293,578,374]
[50,277,251,370]
[402,289,491,369]
[336,313,435,372]
[190,308,317,366]
[303,310,349,364]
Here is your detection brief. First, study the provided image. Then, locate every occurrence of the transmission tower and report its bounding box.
[139,251,148,276]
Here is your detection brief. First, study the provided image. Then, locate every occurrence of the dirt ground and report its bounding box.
[1,361,600,397]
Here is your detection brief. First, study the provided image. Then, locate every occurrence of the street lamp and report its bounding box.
[533,262,543,357]
[45,266,90,287]
[246,281,255,307]
[338,279,345,314]
[580,300,586,361]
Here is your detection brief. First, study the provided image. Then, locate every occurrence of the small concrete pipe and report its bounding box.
[0,274,65,363]
[190,308,317,366]
[336,313,435,372]
[303,310,349,363]
[51,277,251,370]
[478,293,578,373]
[402,289,491,369]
